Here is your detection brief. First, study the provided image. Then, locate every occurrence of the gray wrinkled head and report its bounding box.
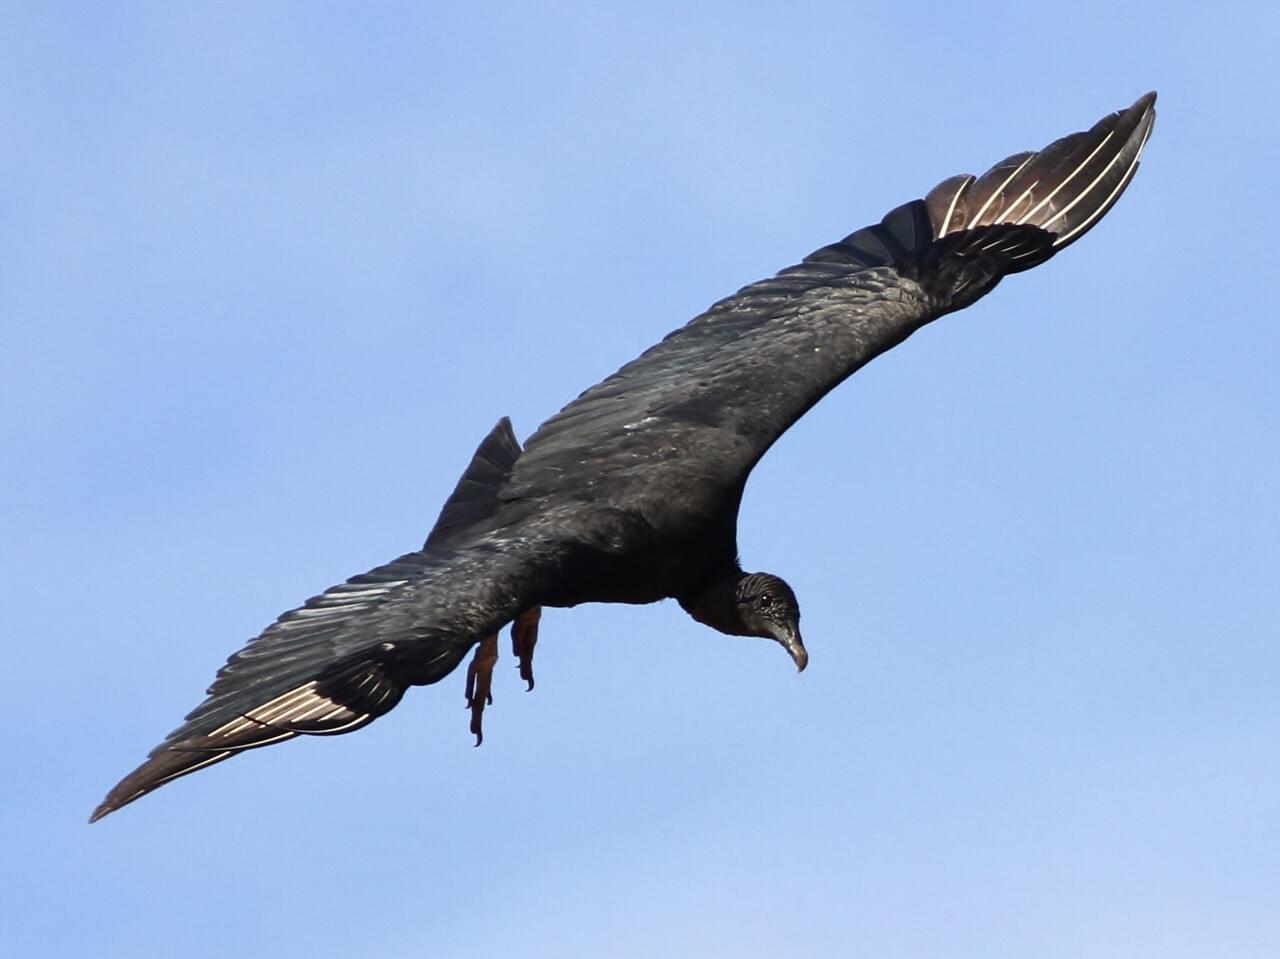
[735,572,806,671]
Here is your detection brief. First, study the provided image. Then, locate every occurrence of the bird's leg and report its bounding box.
[463,609,537,746]
[511,606,541,691]
[464,633,498,746]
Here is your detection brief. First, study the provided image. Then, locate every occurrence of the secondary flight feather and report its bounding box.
[92,92,1156,822]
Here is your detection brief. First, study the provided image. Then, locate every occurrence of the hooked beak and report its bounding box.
[773,624,808,673]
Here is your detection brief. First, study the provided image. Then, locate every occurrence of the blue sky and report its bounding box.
[4,3,1278,956]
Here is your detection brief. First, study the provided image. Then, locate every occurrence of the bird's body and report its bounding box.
[93,93,1156,822]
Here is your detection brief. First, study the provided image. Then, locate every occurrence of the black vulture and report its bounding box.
[91,93,1156,822]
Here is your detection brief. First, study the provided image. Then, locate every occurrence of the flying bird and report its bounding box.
[92,92,1156,822]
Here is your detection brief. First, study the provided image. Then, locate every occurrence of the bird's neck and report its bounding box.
[679,570,749,637]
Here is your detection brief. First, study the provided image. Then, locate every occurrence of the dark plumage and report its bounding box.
[92,93,1156,822]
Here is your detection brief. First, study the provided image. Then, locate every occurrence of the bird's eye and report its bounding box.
[759,593,775,609]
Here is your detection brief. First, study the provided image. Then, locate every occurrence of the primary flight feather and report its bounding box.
[92,92,1156,822]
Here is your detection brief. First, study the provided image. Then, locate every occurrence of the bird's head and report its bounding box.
[681,570,807,671]
[734,572,807,672]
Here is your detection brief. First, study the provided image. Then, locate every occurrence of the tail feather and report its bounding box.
[91,420,531,823]
[425,417,523,549]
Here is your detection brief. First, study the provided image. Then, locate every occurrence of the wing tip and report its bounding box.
[90,767,150,823]
[89,744,234,823]
[922,90,1156,271]
[90,773,154,823]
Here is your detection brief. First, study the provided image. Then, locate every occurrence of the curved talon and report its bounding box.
[464,634,499,746]
[511,606,541,692]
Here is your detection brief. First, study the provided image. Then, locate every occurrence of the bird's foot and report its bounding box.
[511,606,541,691]
[465,633,498,746]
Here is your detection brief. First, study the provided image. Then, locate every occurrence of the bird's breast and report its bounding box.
[541,526,735,610]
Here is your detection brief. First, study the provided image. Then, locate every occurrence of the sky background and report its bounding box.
[3,3,1278,957]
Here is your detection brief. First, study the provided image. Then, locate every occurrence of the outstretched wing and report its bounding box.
[91,421,550,822]
[506,94,1155,519]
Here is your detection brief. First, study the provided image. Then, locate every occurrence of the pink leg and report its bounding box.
[511,606,541,691]
[464,633,499,746]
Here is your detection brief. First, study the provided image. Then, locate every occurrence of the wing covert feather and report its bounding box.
[90,534,558,821]
[507,94,1155,510]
